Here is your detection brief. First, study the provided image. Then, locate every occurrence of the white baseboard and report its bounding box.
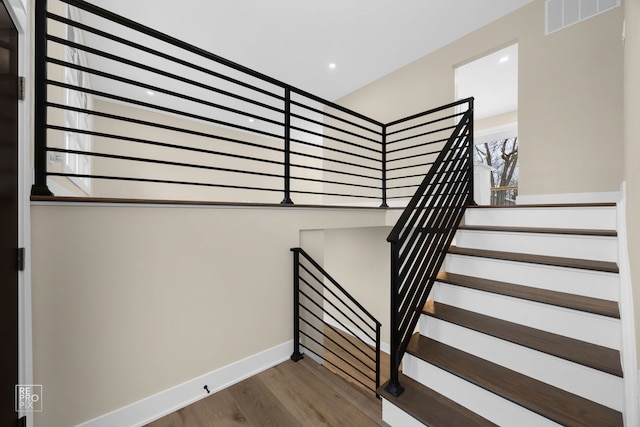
[76,340,293,427]
[516,190,621,205]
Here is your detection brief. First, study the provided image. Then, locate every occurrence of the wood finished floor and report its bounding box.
[146,358,387,427]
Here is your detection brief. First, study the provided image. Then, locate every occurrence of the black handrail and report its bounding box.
[291,248,382,396]
[385,101,474,396]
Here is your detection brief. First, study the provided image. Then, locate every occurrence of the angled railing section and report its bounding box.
[384,100,474,396]
[291,248,382,396]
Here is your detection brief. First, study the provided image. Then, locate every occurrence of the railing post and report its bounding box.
[467,98,476,206]
[31,0,53,196]
[290,248,303,362]
[375,322,381,397]
[385,241,404,396]
[380,125,388,208]
[281,88,294,204]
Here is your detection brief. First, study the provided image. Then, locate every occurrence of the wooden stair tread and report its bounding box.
[448,245,619,273]
[436,272,620,318]
[467,202,616,209]
[458,224,617,237]
[407,334,623,427]
[422,300,622,376]
[379,374,497,427]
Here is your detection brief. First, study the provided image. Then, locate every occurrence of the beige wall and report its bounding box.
[624,0,640,363]
[30,204,389,426]
[337,0,624,197]
[324,227,391,344]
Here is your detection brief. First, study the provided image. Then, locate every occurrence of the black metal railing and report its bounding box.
[385,102,474,396]
[291,248,382,396]
[32,0,389,205]
[32,0,473,208]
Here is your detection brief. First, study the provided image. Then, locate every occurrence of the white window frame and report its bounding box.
[63,5,92,195]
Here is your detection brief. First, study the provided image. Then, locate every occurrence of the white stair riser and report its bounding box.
[382,400,426,427]
[421,316,624,411]
[445,254,620,301]
[433,283,621,350]
[403,354,562,427]
[455,230,618,263]
[464,207,616,230]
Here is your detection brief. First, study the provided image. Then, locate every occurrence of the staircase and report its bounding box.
[380,203,627,426]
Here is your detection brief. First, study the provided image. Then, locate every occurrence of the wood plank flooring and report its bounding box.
[145,358,386,427]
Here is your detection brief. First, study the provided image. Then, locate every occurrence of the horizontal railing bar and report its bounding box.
[386,125,458,146]
[47,103,284,155]
[289,138,380,163]
[47,80,284,140]
[290,99,383,137]
[46,11,285,102]
[290,125,381,155]
[289,162,379,181]
[46,35,285,116]
[290,150,381,174]
[386,112,462,138]
[47,172,284,193]
[46,147,287,179]
[58,0,384,127]
[47,57,285,128]
[387,150,441,163]
[386,137,449,155]
[296,248,381,325]
[298,311,376,364]
[386,162,435,173]
[47,126,285,167]
[290,113,382,145]
[290,175,381,191]
[385,98,472,127]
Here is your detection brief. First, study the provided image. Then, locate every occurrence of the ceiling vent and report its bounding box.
[546,0,620,35]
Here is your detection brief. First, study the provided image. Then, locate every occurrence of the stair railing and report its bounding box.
[291,248,382,396]
[385,100,474,396]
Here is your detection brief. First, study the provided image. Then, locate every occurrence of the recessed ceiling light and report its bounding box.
[329,63,337,70]
[248,118,255,123]
[146,90,155,96]
[499,56,509,63]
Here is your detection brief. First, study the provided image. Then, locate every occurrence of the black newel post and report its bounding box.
[467,98,476,206]
[31,0,53,196]
[281,88,293,204]
[384,241,404,396]
[380,125,388,208]
[290,248,303,361]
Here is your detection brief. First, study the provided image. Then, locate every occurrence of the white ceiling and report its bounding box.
[84,0,533,101]
[456,43,519,120]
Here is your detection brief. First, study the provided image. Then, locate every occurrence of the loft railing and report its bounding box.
[33,0,387,205]
[32,0,472,207]
[385,103,474,396]
[291,248,382,396]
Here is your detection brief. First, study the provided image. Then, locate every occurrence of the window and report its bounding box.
[63,5,92,194]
